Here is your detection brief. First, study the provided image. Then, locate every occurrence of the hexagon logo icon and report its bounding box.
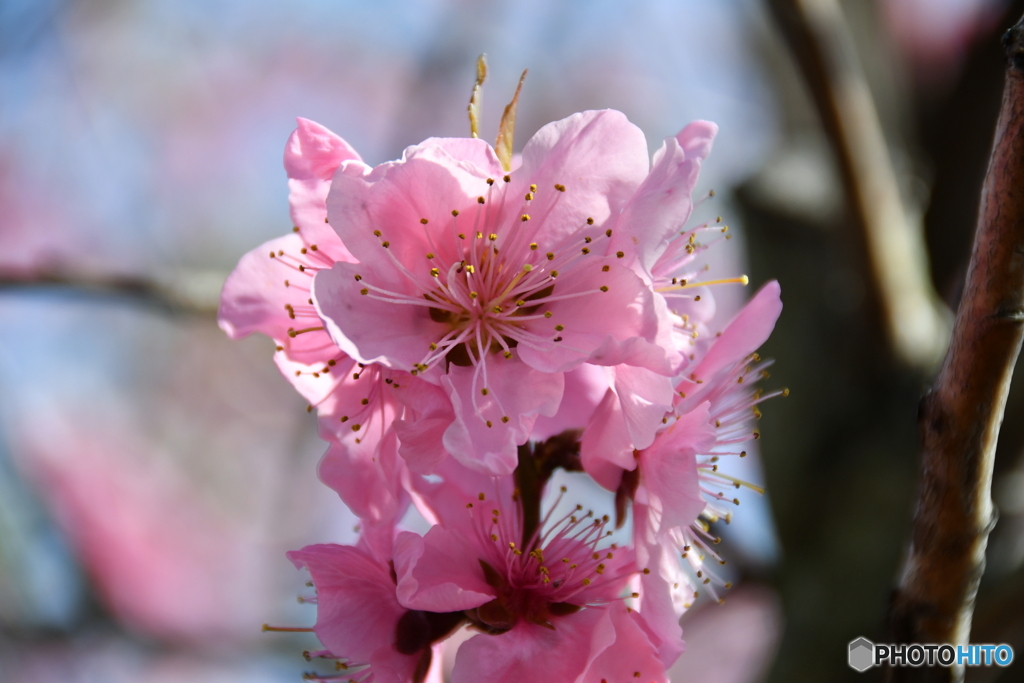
[849,637,875,672]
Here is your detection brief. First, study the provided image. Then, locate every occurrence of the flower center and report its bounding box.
[462,489,629,633]
[351,176,618,378]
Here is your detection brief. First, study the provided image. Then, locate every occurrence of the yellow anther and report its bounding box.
[655,275,748,293]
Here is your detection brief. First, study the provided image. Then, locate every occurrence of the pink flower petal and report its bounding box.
[393,377,456,474]
[325,149,490,272]
[614,365,675,451]
[514,110,650,252]
[516,261,669,374]
[393,528,495,613]
[690,281,782,383]
[440,357,563,476]
[312,259,448,368]
[285,118,366,249]
[641,402,716,533]
[581,388,637,491]
[286,544,407,666]
[578,607,670,683]
[317,428,408,533]
[611,120,718,277]
[218,232,311,341]
[451,609,603,683]
[531,362,608,441]
[408,456,517,535]
[406,137,504,178]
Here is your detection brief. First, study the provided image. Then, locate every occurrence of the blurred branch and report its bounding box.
[0,268,221,316]
[887,13,1024,682]
[766,0,950,370]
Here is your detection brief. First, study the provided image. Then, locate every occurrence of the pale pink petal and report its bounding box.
[513,110,650,252]
[578,606,669,683]
[325,149,490,271]
[406,137,504,178]
[451,609,603,683]
[517,261,670,374]
[312,259,447,368]
[641,402,716,532]
[614,365,675,451]
[581,388,635,491]
[531,363,608,441]
[409,456,518,535]
[317,428,408,534]
[674,119,718,162]
[286,544,406,666]
[610,120,718,277]
[285,117,365,250]
[393,529,495,613]
[690,281,782,383]
[286,117,363,180]
[633,503,692,667]
[393,377,455,474]
[218,232,312,340]
[440,356,563,476]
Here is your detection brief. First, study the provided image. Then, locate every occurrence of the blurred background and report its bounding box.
[2,0,1024,680]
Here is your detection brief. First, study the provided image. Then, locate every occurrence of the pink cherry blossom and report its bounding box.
[392,461,671,682]
[219,118,420,521]
[287,538,451,683]
[313,111,679,476]
[575,281,781,656]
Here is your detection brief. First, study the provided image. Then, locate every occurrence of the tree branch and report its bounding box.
[767,0,950,370]
[887,13,1024,682]
[0,267,221,316]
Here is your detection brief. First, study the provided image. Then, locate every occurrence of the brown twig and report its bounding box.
[886,14,1024,682]
[0,267,221,316]
[767,0,950,370]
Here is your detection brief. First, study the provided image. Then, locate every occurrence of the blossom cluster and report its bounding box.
[219,109,782,682]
